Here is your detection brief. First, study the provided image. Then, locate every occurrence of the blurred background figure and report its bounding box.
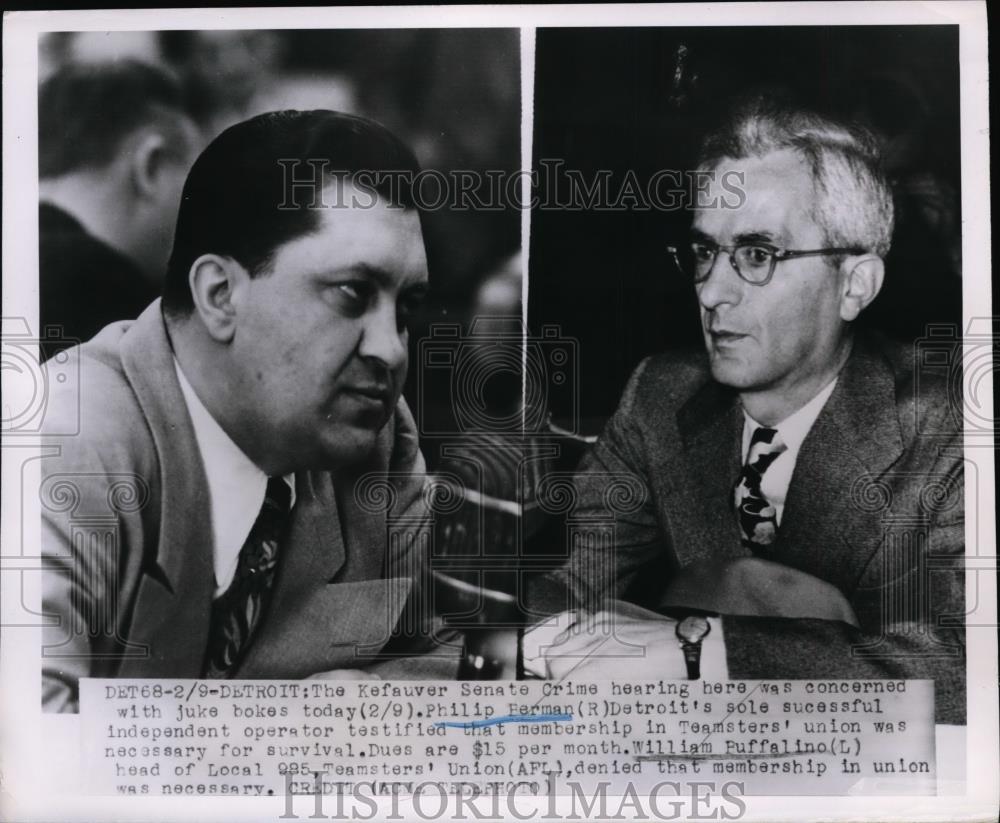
[39,60,201,354]
[158,30,290,135]
[38,29,521,358]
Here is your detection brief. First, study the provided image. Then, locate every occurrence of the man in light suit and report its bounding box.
[528,98,965,725]
[41,110,454,712]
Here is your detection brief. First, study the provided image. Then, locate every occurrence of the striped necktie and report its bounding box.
[733,426,787,553]
[202,477,292,677]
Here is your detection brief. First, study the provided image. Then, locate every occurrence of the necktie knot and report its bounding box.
[748,425,786,462]
[264,476,292,516]
[749,425,779,447]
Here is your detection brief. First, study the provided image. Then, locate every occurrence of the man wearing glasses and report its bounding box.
[527,97,965,726]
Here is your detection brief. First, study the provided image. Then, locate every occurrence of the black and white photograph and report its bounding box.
[525,21,966,708]
[0,4,995,822]
[31,25,523,709]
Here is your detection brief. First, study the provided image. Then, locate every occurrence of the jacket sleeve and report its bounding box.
[42,505,96,713]
[40,432,152,713]
[527,358,670,619]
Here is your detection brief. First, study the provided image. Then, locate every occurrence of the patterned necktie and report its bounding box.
[733,426,787,553]
[202,477,292,677]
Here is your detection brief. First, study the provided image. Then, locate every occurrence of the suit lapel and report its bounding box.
[774,336,904,593]
[238,467,410,678]
[254,471,346,614]
[112,301,398,679]
[116,301,214,677]
[676,379,746,564]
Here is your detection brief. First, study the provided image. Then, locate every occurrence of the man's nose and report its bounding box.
[358,301,407,372]
[695,251,742,310]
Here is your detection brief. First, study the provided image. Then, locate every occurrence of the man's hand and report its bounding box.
[540,610,690,681]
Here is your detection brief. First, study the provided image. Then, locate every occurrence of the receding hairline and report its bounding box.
[694,101,894,257]
[695,146,825,221]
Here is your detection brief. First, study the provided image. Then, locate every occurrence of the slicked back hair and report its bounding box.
[162,109,423,316]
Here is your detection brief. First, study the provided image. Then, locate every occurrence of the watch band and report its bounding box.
[675,616,711,679]
[680,640,701,679]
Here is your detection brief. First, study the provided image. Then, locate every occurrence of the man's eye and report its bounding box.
[325,282,371,314]
[741,246,774,267]
[690,243,716,262]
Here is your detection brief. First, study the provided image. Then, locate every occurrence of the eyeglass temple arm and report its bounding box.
[774,247,867,260]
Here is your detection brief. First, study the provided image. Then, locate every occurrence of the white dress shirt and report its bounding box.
[173,360,295,597]
[740,378,838,525]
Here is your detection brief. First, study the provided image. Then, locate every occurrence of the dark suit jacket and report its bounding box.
[41,301,457,711]
[530,334,965,724]
[39,203,157,356]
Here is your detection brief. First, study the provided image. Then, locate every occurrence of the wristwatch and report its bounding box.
[457,630,509,680]
[675,615,711,679]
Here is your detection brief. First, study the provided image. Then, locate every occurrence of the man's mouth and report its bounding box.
[708,329,748,345]
[341,384,393,408]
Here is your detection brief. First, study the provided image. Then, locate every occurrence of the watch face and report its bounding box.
[676,615,711,644]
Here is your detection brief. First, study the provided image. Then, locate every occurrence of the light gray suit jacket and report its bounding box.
[530,334,965,724]
[41,301,457,711]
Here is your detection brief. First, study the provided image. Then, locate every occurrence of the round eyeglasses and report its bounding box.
[668,240,866,286]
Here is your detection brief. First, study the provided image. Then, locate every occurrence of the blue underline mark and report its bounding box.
[434,713,573,730]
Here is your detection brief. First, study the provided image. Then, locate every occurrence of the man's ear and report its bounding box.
[188,254,249,343]
[839,254,885,322]
[129,131,170,200]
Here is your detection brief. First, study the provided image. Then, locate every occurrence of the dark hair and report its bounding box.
[39,59,189,177]
[162,109,422,316]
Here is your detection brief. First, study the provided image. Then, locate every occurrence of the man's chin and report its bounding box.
[317,422,384,468]
[708,352,760,391]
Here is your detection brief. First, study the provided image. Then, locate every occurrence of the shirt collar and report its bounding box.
[173,358,294,596]
[742,377,838,457]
